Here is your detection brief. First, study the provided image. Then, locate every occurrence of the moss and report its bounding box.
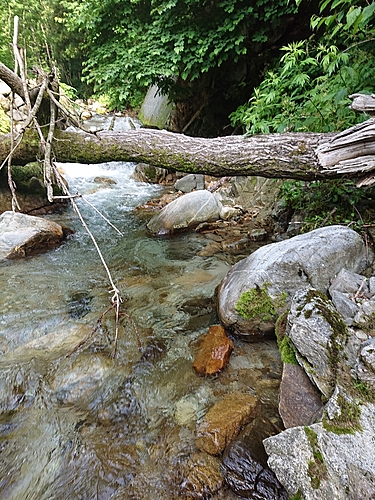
[352,378,375,404]
[0,106,10,134]
[322,393,362,435]
[304,426,327,489]
[304,290,349,377]
[290,490,303,500]
[275,312,298,364]
[235,283,287,322]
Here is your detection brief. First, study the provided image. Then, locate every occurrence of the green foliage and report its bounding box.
[230,41,374,134]
[0,106,10,135]
[309,0,375,43]
[60,0,298,109]
[0,1,88,96]
[280,178,369,231]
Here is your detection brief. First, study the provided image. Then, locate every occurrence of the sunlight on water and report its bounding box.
[0,162,283,499]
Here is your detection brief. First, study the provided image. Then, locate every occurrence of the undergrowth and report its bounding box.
[280,178,373,233]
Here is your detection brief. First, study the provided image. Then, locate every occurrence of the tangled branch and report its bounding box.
[5,16,140,358]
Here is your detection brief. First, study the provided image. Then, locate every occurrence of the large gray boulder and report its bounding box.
[147,190,223,235]
[264,402,375,499]
[0,211,65,260]
[218,225,371,338]
[174,173,205,193]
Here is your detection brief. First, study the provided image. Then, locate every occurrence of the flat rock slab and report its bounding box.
[279,363,323,429]
[0,211,65,260]
[196,392,258,455]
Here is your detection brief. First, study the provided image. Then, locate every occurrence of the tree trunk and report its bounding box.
[1,127,339,181]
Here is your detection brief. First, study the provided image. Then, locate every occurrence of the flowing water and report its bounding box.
[0,161,284,499]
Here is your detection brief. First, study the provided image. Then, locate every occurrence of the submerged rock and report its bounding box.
[192,325,234,376]
[222,439,288,499]
[0,211,66,260]
[196,392,258,455]
[218,225,371,338]
[181,452,224,498]
[147,190,223,235]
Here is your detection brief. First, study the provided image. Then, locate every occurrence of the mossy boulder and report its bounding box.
[218,225,372,339]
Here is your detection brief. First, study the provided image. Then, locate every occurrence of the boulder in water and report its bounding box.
[196,392,258,455]
[192,325,234,376]
[0,211,66,260]
[147,190,223,235]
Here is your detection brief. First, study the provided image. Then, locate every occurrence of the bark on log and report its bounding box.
[0,128,338,181]
[0,62,25,100]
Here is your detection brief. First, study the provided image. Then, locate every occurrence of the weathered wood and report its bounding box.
[317,118,375,185]
[0,62,25,100]
[0,127,337,180]
[350,93,375,115]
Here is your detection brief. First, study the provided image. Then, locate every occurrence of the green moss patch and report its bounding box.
[304,426,328,489]
[275,312,298,364]
[322,392,362,435]
[235,283,286,322]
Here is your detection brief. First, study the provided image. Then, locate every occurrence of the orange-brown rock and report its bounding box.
[182,452,224,498]
[196,392,258,455]
[192,325,234,376]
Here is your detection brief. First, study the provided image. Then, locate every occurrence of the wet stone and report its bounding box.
[68,291,93,318]
[192,325,234,376]
[222,439,289,499]
[279,363,323,428]
[196,392,258,455]
[181,452,224,498]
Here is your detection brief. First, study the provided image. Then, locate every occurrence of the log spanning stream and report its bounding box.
[0,160,284,499]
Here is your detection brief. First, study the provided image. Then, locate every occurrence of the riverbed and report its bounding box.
[0,161,284,499]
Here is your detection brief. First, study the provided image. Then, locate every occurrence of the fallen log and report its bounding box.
[0,127,336,181]
[0,51,374,184]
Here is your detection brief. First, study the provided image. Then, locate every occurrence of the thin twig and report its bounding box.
[80,195,124,236]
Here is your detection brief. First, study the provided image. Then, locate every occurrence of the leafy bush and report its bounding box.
[60,0,298,110]
[280,178,370,231]
[230,42,374,134]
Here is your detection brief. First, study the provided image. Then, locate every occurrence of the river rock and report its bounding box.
[51,352,120,408]
[147,190,223,235]
[174,173,205,193]
[279,363,323,429]
[218,225,371,338]
[196,392,258,455]
[192,325,234,376]
[222,439,288,499]
[0,211,65,260]
[182,452,224,498]
[264,402,375,499]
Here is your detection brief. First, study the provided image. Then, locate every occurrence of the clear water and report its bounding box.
[0,162,283,499]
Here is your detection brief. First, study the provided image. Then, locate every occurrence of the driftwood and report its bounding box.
[350,93,375,116]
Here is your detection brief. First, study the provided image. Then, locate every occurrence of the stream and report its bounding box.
[0,160,284,499]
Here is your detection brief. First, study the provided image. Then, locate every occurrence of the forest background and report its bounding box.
[0,0,375,227]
